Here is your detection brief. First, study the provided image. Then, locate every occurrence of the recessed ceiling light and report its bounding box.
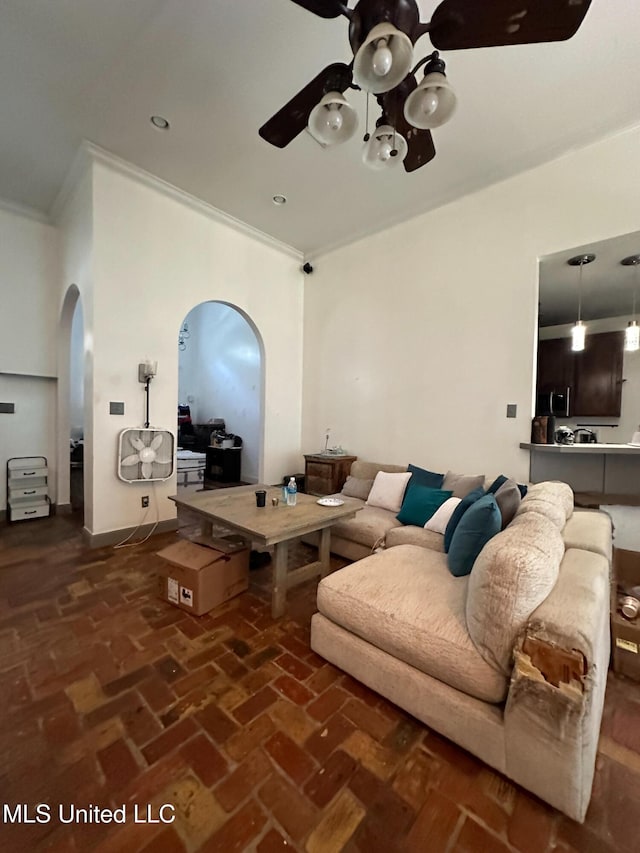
[272,195,287,205]
[150,115,170,130]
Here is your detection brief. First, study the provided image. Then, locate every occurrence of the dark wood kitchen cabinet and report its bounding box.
[536,331,624,417]
[537,337,576,393]
[573,331,624,417]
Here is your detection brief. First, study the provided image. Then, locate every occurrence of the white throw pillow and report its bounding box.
[425,497,462,534]
[366,471,412,513]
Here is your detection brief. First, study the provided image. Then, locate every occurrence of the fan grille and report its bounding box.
[118,429,175,483]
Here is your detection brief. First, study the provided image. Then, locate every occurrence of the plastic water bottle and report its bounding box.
[287,476,297,507]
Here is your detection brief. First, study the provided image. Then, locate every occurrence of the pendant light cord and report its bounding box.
[577,261,584,323]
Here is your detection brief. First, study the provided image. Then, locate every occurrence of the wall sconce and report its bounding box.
[621,255,640,353]
[567,253,595,352]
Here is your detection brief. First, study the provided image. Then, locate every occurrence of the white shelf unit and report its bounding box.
[7,456,51,522]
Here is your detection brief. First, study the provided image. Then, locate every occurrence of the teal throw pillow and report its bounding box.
[486,475,508,494]
[443,486,484,553]
[407,463,444,490]
[487,474,528,498]
[397,485,453,527]
[447,494,501,578]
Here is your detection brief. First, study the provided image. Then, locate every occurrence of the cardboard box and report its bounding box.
[156,539,249,616]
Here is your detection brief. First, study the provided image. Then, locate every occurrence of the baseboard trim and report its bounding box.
[83,518,179,548]
[56,503,72,515]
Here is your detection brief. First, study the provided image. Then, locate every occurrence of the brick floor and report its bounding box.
[1,510,640,852]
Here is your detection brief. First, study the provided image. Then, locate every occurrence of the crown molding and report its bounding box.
[61,141,302,261]
[0,197,51,225]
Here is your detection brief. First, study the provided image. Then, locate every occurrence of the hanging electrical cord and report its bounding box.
[114,482,160,549]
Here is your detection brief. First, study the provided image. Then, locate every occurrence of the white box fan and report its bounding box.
[117,428,175,483]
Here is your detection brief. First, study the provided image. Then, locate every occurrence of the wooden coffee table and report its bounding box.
[169,485,360,617]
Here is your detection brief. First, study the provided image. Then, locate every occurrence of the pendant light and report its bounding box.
[621,255,640,353]
[567,254,595,352]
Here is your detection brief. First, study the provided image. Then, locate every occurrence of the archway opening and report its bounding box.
[176,301,264,492]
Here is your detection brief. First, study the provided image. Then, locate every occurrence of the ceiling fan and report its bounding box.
[259,0,592,172]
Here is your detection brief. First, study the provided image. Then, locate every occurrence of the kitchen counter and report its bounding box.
[520,443,640,454]
[520,443,640,500]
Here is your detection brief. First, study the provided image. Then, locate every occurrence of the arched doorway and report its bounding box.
[57,285,86,522]
[176,301,264,490]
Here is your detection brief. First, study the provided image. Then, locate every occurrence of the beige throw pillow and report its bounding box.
[494,478,521,529]
[442,470,486,498]
[366,471,412,513]
[341,476,374,500]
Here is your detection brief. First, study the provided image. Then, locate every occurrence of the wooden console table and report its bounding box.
[304,454,357,496]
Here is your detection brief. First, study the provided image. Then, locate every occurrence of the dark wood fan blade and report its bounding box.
[289,0,347,19]
[259,63,352,148]
[379,76,436,172]
[430,0,592,51]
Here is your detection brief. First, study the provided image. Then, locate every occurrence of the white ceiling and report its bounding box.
[1,1,639,257]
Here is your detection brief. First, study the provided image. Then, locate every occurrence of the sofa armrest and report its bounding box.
[503,547,610,822]
[521,547,610,671]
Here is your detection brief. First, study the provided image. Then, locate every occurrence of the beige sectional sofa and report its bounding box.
[310,461,612,823]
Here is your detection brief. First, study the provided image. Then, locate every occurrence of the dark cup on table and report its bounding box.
[255,489,267,508]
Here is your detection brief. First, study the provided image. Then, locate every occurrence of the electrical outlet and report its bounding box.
[141,496,149,508]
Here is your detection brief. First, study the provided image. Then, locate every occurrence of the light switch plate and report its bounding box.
[110,402,125,415]
[506,404,517,418]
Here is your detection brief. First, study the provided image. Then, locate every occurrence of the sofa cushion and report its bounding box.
[342,476,374,500]
[397,485,453,527]
[562,509,612,562]
[331,505,403,549]
[444,487,485,552]
[516,481,574,529]
[385,525,444,551]
[366,471,412,513]
[447,494,502,577]
[494,478,522,529]
[317,544,508,703]
[425,497,462,534]
[442,470,486,498]
[407,463,444,489]
[466,511,564,675]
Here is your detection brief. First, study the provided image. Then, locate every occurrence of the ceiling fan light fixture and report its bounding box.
[353,23,413,95]
[362,124,407,171]
[308,91,358,146]
[404,70,457,130]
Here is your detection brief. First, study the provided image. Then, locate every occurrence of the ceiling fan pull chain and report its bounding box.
[363,92,370,141]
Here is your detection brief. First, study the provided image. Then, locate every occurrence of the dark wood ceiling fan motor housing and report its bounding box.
[261,0,593,171]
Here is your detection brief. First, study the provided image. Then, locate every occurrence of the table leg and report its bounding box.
[319,527,331,578]
[200,520,214,538]
[272,540,289,619]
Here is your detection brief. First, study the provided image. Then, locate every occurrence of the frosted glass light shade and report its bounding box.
[308,92,358,146]
[625,320,640,352]
[353,23,413,95]
[404,71,457,129]
[571,321,586,352]
[362,125,407,170]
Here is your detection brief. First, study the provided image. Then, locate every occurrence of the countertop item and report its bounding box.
[520,443,640,454]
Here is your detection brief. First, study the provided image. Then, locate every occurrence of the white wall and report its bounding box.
[55,164,93,522]
[540,316,640,443]
[303,124,640,485]
[0,207,59,511]
[89,158,302,535]
[178,301,261,482]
